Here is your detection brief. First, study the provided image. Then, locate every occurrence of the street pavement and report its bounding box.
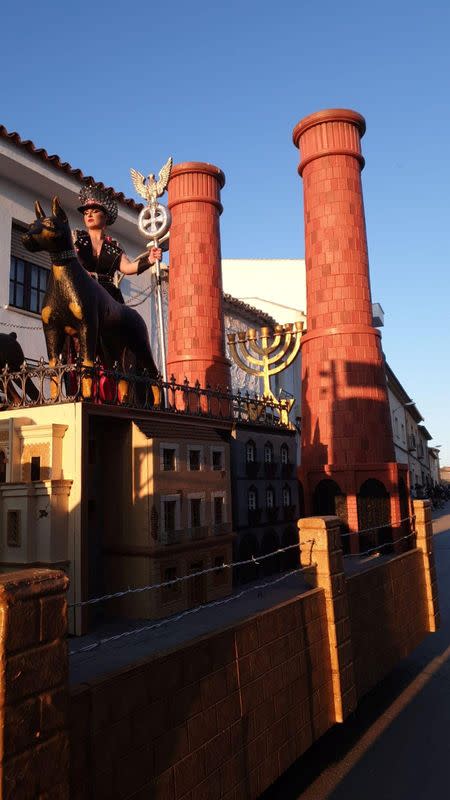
[263,502,450,800]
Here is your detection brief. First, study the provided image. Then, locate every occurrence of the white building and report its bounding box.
[0,124,157,364]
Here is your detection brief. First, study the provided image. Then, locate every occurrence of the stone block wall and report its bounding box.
[0,568,69,799]
[69,588,334,800]
[0,504,437,798]
[347,549,427,698]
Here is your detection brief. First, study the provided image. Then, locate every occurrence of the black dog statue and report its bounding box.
[22,197,160,401]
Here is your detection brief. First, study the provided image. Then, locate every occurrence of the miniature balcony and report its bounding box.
[0,360,293,429]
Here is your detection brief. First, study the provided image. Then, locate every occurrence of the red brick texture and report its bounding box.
[0,568,69,799]
[347,549,430,697]
[167,162,231,391]
[292,109,405,530]
[69,511,438,799]
[70,590,335,800]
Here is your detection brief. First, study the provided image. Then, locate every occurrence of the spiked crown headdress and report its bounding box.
[78,181,118,225]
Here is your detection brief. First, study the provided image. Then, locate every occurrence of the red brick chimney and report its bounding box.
[167,162,231,391]
[293,109,410,546]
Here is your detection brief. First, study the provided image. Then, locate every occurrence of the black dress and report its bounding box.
[74,229,124,304]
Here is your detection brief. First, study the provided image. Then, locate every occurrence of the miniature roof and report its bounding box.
[223,293,277,327]
[0,124,143,214]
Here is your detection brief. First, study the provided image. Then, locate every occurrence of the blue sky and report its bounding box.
[1,0,449,464]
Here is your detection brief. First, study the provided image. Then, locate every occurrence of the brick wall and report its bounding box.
[347,550,428,698]
[69,588,335,800]
[68,503,438,799]
[0,568,69,798]
[0,512,436,797]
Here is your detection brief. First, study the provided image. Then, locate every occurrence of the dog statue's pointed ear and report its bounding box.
[52,196,68,222]
[35,200,45,219]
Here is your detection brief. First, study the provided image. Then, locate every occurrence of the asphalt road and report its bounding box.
[262,503,450,800]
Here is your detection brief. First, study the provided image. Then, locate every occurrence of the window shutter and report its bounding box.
[11,223,51,270]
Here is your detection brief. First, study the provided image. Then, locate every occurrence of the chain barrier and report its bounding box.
[69,565,313,657]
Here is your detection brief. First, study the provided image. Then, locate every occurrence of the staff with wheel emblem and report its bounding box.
[130,157,173,383]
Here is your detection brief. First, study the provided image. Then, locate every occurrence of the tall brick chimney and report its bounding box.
[293,109,409,545]
[167,162,231,390]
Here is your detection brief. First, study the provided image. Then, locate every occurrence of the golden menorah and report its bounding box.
[227,321,304,426]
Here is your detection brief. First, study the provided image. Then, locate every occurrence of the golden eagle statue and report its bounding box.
[130,156,173,206]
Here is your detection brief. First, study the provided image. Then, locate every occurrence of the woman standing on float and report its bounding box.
[74,181,161,302]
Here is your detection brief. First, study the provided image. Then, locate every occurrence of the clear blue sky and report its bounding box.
[1,0,449,464]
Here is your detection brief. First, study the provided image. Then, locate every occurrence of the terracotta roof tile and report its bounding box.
[223,293,277,326]
[0,124,143,213]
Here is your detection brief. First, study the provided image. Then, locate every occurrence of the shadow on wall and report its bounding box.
[300,357,410,549]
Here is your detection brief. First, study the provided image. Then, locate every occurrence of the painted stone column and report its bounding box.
[167,162,231,391]
[293,109,407,544]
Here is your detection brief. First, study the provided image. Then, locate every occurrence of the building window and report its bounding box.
[212,448,224,471]
[9,256,49,314]
[213,496,224,524]
[280,444,289,465]
[282,486,291,507]
[161,446,177,471]
[266,487,275,509]
[188,447,202,471]
[248,487,257,510]
[246,440,256,463]
[7,510,21,547]
[0,451,6,483]
[190,498,202,528]
[163,500,177,531]
[264,442,273,463]
[31,456,41,481]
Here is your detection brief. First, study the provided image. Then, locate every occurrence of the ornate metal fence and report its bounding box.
[0,359,292,428]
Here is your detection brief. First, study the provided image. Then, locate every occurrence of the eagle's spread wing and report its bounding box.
[130,168,148,200]
[156,156,173,196]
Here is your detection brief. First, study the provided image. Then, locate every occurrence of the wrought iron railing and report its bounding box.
[0,359,291,428]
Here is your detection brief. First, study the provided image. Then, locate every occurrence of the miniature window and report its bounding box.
[31,456,41,481]
[246,440,256,463]
[282,486,291,507]
[161,447,177,471]
[264,442,273,463]
[266,487,275,509]
[280,444,289,464]
[163,500,177,531]
[0,451,6,483]
[248,487,257,510]
[212,449,224,471]
[7,510,21,548]
[188,447,202,471]
[190,498,202,528]
[214,496,224,524]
